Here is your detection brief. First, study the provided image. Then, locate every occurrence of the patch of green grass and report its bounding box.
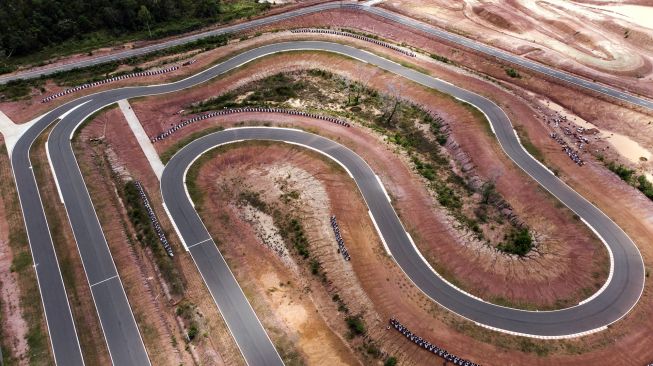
[430,53,452,64]
[345,314,366,337]
[636,175,653,200]
[513,125,545,163]
[518,338,550,356]
[606,161,635,183]
[384,356,398,366]
[497,228,533,256]
[122,181,184,295]
[505,67,521,78]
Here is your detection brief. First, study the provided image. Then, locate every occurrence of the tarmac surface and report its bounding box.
[11,41,645,365]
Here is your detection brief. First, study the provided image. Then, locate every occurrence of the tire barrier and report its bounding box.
[389,318,480,366]
[134,181,174,257]
[291,28,416,58]
[150,107,351,142]
[330,215,350,261]
[41,63,189,103]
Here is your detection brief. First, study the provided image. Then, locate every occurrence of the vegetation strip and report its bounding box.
[133,181,174,257]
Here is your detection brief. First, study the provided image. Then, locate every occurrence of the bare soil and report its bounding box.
[193,143,364,365]
[0,138,29,365]
[73,106,187,366]
[130,54,609,309]
[30,128,110,365]
[380,0,653,95]
[127,52,653,363]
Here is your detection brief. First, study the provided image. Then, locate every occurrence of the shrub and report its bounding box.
[187,324,199,341]
[345,315,366,336]
[384,357,398,366]
[505,68,521,78]
[607,162,635,182]
[497,228,533,256]
[430,54,451,64]
[636,175,653,200]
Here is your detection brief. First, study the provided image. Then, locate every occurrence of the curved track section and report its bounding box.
[1,3,652,111]
[12,41,645,364]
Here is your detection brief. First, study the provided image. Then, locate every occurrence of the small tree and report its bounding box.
[138,5,153,37]
[384,357,397,366]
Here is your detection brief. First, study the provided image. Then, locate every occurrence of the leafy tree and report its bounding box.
[138,5,153,37]
[195,0,221,18]
[384,357,397,366]
[0,0,267,62]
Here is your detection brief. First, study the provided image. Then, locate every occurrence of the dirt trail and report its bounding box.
[381,0,653,91]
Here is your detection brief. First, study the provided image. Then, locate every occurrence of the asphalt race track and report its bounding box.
[1,2,652,112]
[11,41,645,365]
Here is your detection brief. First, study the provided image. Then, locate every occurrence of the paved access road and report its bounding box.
[13,41,644,365]
[1,3,652,111]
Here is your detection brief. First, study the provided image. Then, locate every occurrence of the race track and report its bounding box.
[11,41,645,365]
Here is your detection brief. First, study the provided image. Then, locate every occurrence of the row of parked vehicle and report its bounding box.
[291,28,416,57]
[150,107,351,142]
[389,318,480,366]
[41,64,185,103]
[134,181,174,257]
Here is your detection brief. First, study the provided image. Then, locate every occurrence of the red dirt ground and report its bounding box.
[131,53,609,308]
[124,51,653,364]
[79,107,246,365]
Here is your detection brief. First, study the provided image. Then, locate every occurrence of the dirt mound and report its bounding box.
[471,5,525,32]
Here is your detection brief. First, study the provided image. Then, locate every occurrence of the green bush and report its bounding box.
[123,181,184,294]
[187,324,199,341]
[497,228,533,256]
[345,315,366,336]
[505,68,521,78]
[430,54,451,64]
[636,175,653,199]
[607,162,635,182]
[384,357,398,366]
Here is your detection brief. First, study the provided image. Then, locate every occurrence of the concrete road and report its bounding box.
[1,3,651,112]
[12,41,645,365]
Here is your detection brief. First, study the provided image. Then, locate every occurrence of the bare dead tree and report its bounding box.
[384,82,404,126]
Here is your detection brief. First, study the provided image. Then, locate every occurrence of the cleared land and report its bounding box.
[71,105,247,365]
[381,0,653,95]
[135,60,609,309]
[1,7,652,365]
